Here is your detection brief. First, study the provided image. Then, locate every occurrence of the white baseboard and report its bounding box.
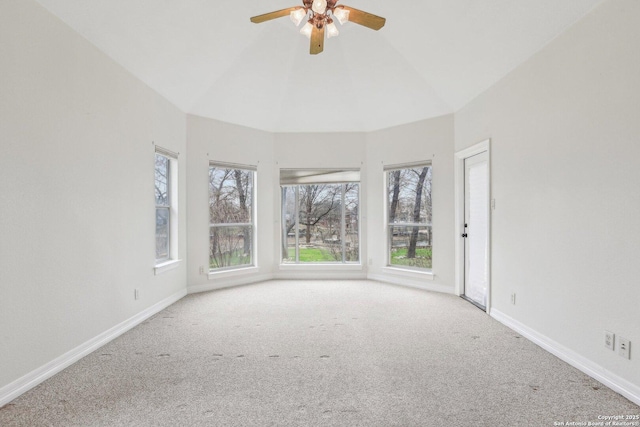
[188,273,274,294]
[491,308,640,406]
[275,270,366,281]
[0,289,187,407]
[368,273,454,295]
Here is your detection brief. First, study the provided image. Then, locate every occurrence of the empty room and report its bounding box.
[1,0,639,425]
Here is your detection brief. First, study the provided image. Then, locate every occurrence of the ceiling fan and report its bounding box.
[250,0,386,55]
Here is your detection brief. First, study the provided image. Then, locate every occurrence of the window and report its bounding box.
[209,163,256,271]
[386,163,432,271]
[281,169,360,264]
[155,147,179,267]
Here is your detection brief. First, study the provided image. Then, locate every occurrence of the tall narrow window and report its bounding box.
[281,169,360,264]
[386,163,432,271]
[155,146,179,267]
[209,163,256,271]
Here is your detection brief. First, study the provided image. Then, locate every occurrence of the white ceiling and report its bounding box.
[35,0,604,132]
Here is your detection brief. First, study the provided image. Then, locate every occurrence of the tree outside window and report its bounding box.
[282,182,359,264]
[209,165,255,270]
[387,164,432,270]
[155,153,171,262]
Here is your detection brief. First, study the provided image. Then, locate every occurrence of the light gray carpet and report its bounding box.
[1,280,638,426]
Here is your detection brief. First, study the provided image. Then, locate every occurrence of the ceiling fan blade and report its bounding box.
[310,26,324,54]
[341,6,386,30]
[250,7,300,24]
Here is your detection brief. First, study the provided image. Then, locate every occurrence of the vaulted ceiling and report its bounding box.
[35,0,604,132]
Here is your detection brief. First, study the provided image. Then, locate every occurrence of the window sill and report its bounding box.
[208,266,258,280]
[154,259,182,275]
[279,263,363,271]
[382,266,434,281]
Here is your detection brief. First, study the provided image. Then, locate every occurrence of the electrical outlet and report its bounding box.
[618,337,630,359]
[368,258,373,266]
[199,266,205,274]
[510,293,516,305]
[134,289,139,300]
[491,199,496,210]
[604,331,615,350]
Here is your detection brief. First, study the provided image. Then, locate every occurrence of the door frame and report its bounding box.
[454,139,491,313]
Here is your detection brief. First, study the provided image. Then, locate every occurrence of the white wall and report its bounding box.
[366,115,456,292]
[0,0,187,393]
[455,0,640,394]
[186,115,275,292]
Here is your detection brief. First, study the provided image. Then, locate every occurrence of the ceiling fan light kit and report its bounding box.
[326,22,339,38]
[333,8,350,25]
[290,8,307,26]
[311,0,327,14]
[300,21,314,38]
[250,0,385,55]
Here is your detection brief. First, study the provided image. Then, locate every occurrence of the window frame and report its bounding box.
[154,146,180,273]
[384,161,433,272]
[208,162,257,273]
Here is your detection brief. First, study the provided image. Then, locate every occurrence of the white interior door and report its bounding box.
[464,152,489,309]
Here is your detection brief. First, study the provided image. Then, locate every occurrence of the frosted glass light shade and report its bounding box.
[333,8,350,24]
[300,22,314,39]
[290,8,306,26]
[326,22,339,38]
[311,0,327,14]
